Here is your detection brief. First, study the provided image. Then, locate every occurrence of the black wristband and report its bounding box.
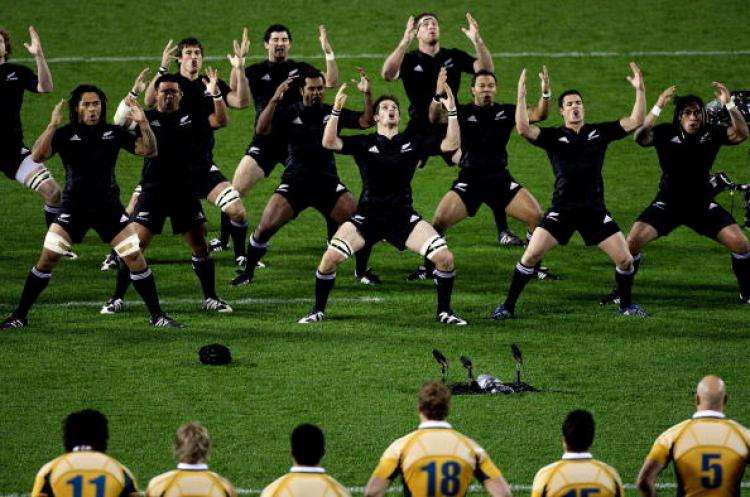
[331,109,342,117]
[129,90,138,98]
[158,66,168,75]
[447,110,458,117]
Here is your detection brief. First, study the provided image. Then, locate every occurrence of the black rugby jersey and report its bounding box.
[276,102,360,182]
[457,102,516,177]
[532,121,627,209]
[648,122,732,203]
[339,131,442,209]
[399,48,475,128]
[172,74,230,162]
[245,59,320,117]
[0,63,39,155]
[50,123,138,205]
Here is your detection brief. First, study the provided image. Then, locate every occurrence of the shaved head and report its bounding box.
[696,375,727,411]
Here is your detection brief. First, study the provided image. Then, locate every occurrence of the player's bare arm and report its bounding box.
[145,39,177,107]
[322,84,346,151]
[483,476,513,497]
[382,16,416,80]
[619,62,646,133]
[463,13,493,73]
[130,98,158,158]
[206,67,229,128]
[226,28,250,109]
[716,81,750,143]
[25,26,52,92]
[516,68,541,141]
[527,65,550,123]
[636,459,666,497]
[428,66,448,124]
[440,84,460,152]
[32,99,65,162]
[114,68,150,129]
[354,68,374,127]
[635,85,675,146]
[255,77,292,135]
[363,476,389,497]
[319,25,339,87]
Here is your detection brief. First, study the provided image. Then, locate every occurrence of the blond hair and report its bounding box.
[174,421,212,464]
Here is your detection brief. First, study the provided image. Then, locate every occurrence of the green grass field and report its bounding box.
[2,0,750,495]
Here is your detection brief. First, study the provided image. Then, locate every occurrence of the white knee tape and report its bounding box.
[43,231,72,255]
[420,235,448,260]
[24,166,54,192]
[329,237,353,259]
[114,234,141,257]
[214,186,241,212]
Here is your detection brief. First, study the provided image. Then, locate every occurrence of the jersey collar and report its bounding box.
[177,463,209,471]
[72,445,94,452]
[693,410,726,419]
[562,452,593,460]
[290,466,326,473]
[418,420,452,429]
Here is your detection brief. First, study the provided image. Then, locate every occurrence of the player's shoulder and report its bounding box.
[260,473,290,497]
[535,459,564,479]
[146,469,179,492]
[34,454,66,480]
[657,418,693,441]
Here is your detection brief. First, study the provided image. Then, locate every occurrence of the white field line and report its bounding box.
[3,481,750,497]
[0,296,384,309]
[13,49,750,64]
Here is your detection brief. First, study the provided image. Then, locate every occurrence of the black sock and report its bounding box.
[633,252,642,274]
[243,234,268,279]
[325,217,339,240]
[43,205,60,227]
[493,208,508,235]
[615,265,635,310]
[731,251,750,299]
[112,258,131,300]
[192,255,217,299]
[433,269,456,314]
[219,212,232,246]
[314,270,336,312]
[15,267,52,318]
[230,219,248,259]
[355,244,373,276]
[504,262,535,313]
[130,268,163,318]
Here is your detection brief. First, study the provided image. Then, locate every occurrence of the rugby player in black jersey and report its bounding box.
[600,83,749,306]
[211,25,339,255]
[409,67,558,281]
[492,63,648,320]
[382,13,519,245]
[298,84,467,325]
[101,72,233,315]
[230,70,375,287]
[0,26,64,229]
[1,85,181,329]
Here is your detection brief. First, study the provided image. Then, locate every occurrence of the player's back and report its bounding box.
[146,467,235,497]
[260,468,350,497]
[659,417,750,497]
[532,456,623,497]
[31,450,138,497]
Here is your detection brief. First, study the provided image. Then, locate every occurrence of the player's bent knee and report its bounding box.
[432,249,455,271]
[214,186,242,214]
[319,249,345,273]
[43,231,73,255]
[421,235,449,261]
[25,166,56,194]
[328,237,353,261]
[113,234,141,257]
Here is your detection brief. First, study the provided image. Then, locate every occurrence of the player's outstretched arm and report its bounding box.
[25,26,52,92]
[716,81,750,144]
[130,98,158,158]
[483,477,513,497]
[255,78,291,135]
[635,85,675,146]
[636,459,666,497]
[440,84,460,152]
[145,40,177,107]
[206,67,229,128]
[527,65,550,123]
[354,69,374,127]
[323,84,347,151]
[463,13,493,73]
[32,99,64,162]
[227,27,250,109]
[382,16,416,80]
[114,68,150,129]
[428,67,448,124]
[516,68,541,141]
[320,26,339,88]
[620,62,646,133]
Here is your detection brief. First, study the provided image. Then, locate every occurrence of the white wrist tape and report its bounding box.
[650,105,662,117]
[726,101,737,111]
[325,52,335,61]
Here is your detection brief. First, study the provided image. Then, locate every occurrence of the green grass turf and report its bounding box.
[1,0,750,494]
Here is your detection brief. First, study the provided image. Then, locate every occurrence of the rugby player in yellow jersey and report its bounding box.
[364,382,512,497]
[531,410,625,497]
[31,410,139,497]
[260,424,351,497]
[637,375,750,497]
[146,421,236,497]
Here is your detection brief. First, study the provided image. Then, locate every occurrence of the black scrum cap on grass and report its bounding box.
[199,344,232,365]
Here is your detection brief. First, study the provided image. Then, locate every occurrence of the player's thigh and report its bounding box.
[183,223,210,255]
[38,224,73,269]
[433,191,468,231]
[598,231,633,268]
[520,228,558,266]
[505,188,543,227]
[329,191,357,224]
[233,155,266,195]
[716,223,750,253]
[321,222,366,269]
[627,221,658,254]
[257,193,295,234]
